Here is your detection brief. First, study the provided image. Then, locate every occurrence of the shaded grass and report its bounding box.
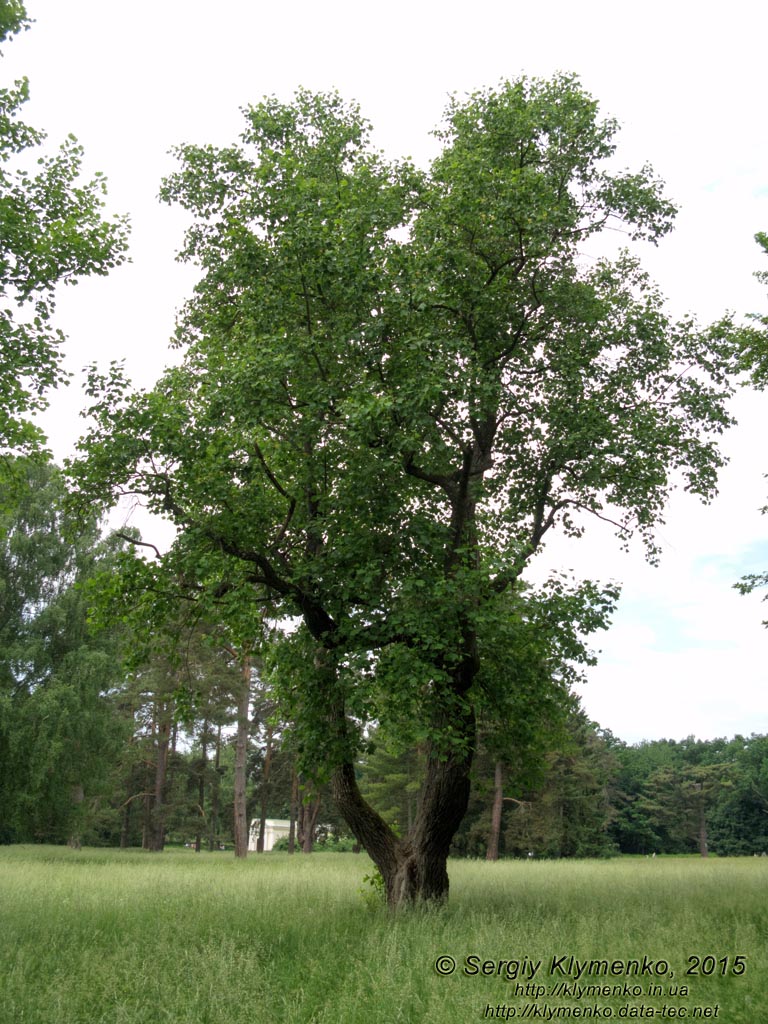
[0,847,765,1023]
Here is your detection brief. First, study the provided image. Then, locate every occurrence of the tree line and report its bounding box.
[451,720,768,859]
[1,464,765,860]
[1,2,767,903]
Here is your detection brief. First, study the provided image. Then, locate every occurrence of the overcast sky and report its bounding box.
[6,0,768,743]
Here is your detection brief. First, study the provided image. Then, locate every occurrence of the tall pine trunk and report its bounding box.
[486,761,504,861]
[146,703,171,852]
[208,723,221,852]
[195,725,208,853]
[288,765,298,854]
[120,798,131,849]
[698,805,709,857]
[256,724,274,853]
[233,655,251,858]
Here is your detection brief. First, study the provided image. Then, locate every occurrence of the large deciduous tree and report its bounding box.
[71,77,740,904]
[0,2,128,456]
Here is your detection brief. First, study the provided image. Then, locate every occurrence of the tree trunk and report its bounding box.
[698,804,709,858]
[120,798,131,849]
[288,765,298,854]
[208,723,221,852]
[330,696,476,907]
[233,655,251,858]
[67,783,85,850]
[298,630,477,905]
[141,789,152,850]
[300,792,321,854]
[256,724,274,852]
[146,705,170,852]
[486,760,504,861]
[195,726,208,853]
[389,717,475,904]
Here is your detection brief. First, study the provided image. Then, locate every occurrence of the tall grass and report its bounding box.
[0,847,764,1023]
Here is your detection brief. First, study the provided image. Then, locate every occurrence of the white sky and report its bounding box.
[6,0,767,743]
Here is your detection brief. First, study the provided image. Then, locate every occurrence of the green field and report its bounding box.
[0,847,764,1024]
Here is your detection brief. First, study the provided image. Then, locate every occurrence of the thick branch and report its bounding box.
[403,451,459,495]
[204,529,342,645]
[330,761,402,879]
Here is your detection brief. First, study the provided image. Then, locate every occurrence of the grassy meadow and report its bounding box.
[0,846,765,1024]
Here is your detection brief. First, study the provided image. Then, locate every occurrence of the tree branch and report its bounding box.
[403,451,458,495]
[113,532,163,559]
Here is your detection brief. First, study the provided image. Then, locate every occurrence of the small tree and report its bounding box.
[72,78,740,904]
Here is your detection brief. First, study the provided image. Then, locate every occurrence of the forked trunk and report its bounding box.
[331,701,475,907]
[390,722,475,904]
[310,634,476,906]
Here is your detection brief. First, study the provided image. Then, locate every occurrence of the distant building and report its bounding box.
[248,819,291,852]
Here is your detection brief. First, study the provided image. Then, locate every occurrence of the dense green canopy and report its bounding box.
[70,77,743,902]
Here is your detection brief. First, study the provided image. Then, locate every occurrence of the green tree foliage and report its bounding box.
[608,735,768,857]
[364,726,768,861]
[735,232,768,610]
[0,2,128,455]
[738,231,768,387]
[358,726,424,836]
[606,736,680,853]
[499,711,619,859]
[0,459,129,843]
[638,762,731,857]
[363,704,618,861]
[707,735,768,855]
[70,78,741,902]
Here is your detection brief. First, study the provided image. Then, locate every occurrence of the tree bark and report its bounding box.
[288,765,298,854]
[146,704,170,852]
[389,711,475,904]
[300,792,321,853]
[120,798,131,849]
[698,804,709,858]
[256,724,274,852]
[67,783,85,850]
[330,689,476,907]
[233,655,251,858]
[141,789,152,850]
[208,723,221,852]
[195,724,208,853]
[486,760,504,861]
